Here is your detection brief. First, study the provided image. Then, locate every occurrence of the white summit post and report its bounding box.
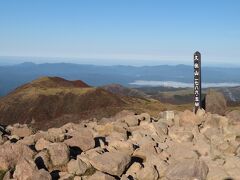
[194,51,202,113]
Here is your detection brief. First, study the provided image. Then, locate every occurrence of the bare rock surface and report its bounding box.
[35,138,51,151]
[136,163,159,180]
[87,171,115,180]
[64,128,95,151]
[67,158,88,176]
[48,143,70,167]
[226,110,240,125]
[1,109,240,179]
[0,143,34,170]
[165,159,209,180]
[205,89,227,115]
[13,158,51,180]
[10,125,33,138]
[89,151,131,176]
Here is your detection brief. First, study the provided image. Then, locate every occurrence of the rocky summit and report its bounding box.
[1,109,240,180]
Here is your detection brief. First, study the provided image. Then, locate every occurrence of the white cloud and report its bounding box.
[129,80,240,88]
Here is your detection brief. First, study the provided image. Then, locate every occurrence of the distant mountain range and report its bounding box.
[1,62,240,96]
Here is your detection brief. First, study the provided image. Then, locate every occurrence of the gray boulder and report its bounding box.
[89,151,131,176]
[0,143,34,170]
[205,89,227,115]
[64,128,95,151]
[226,110,240,125]
[47,143,69,167]
[13,158,51,180]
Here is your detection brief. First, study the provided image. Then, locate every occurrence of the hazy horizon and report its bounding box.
[1,56,240,68]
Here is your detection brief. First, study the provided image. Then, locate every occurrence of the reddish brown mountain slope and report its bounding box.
[0,77,126,129]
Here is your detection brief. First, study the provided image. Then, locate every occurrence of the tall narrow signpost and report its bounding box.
[194,51,202,113]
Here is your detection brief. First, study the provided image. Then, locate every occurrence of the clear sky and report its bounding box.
[0,0,240,66]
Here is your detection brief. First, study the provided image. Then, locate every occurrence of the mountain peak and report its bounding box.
[30,76,90,88]
[0,77,125,129]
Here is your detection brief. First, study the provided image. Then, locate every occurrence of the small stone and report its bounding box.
[162,111,175,120]
[35,138,51,151]
[46,128,65,142]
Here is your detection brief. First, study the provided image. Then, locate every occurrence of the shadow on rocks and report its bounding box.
[35,156,48,171]
[94,137,108,147]
[122,156,144,176]
[69,146,82,159]
[130,156,144,166]
[50,170,60,180]
[10,138,18,143]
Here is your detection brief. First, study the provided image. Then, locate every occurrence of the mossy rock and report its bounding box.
[0,170,7,180]
[83,166,96,176]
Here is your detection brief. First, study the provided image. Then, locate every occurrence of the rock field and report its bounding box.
[1,109,240,180]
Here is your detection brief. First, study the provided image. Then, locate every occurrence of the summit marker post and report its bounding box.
[194,51,202,113]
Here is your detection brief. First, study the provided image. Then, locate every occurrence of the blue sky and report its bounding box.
[0,0,240,66]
